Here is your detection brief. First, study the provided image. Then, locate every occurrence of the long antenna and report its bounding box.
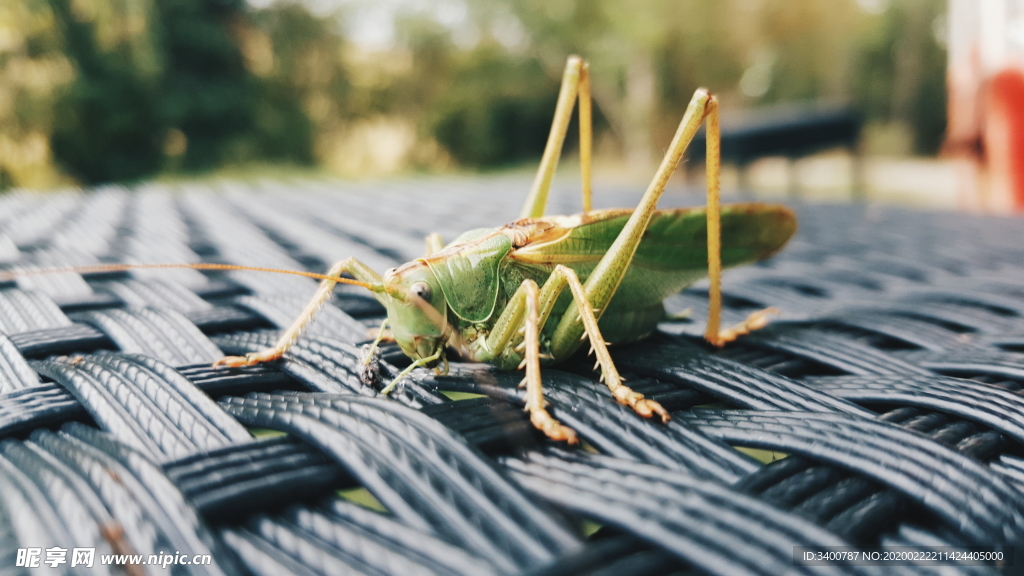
[0,263,376,290]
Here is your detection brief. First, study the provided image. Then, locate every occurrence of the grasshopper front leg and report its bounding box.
[215,257,384,367]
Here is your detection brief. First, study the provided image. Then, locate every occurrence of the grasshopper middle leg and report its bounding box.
[478,265,669,443]
[519,278,578,444]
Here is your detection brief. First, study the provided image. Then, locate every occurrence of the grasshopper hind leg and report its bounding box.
[423,233,444,257]
[520,56,593,219]
[699,94,779,346]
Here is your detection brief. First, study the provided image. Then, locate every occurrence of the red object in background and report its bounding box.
[944,0,1024,212]
[986,68,1024,210]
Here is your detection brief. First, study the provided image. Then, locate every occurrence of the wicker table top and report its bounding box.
[0,177,1022,576]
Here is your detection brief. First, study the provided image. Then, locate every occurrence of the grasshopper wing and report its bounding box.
[506,202,797,312]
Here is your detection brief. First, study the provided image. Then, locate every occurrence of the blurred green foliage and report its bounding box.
[429,46,560,167]
[0,0,948,188]
[48,0,165,182]
[49,0,257,182]
[853,0,947,154]
[47,0,320,183]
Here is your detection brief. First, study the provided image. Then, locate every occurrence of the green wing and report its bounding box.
[507,202,796,313]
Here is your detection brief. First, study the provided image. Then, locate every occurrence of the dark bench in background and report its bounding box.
[688,103,864,198]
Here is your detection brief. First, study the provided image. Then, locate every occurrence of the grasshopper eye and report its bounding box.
[411,281,432,302]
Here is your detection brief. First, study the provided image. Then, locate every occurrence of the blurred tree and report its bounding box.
[854,0,947,154]
[48,0,167,183]
[244,3,345,164]
[0,0,74,189]
[426,42,560,167]
[0,0,953,188]
[488,0,664,168]
[47,0,260,182]
[472,0,944,162]
[390,16,457,119]
[154,0,258,171]
[45,0,333,185]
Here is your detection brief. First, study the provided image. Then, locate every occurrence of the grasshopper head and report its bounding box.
[382,262,449,364]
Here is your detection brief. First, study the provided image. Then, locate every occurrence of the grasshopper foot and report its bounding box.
[359,343,383,388]
[213,356,252,368]
[611,387,671,423]
[634,398,671,423]
[708,307,780,347]
[213,349,284,368]
[527,405,578,444]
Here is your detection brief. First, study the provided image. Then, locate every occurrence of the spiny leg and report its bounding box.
[520,56,594,219]
[548,265,668,422]
[468,277,576,443]
[215,257,384,367]
[478,265,667,443]
[550,89,718,351]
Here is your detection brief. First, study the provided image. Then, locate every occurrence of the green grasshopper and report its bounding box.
[8,57,795,444]
[213,56,796,443]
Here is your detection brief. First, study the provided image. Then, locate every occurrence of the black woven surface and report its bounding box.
[0,178,1023,575]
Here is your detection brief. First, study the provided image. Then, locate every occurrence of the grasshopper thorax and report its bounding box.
[383,261,449,364]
